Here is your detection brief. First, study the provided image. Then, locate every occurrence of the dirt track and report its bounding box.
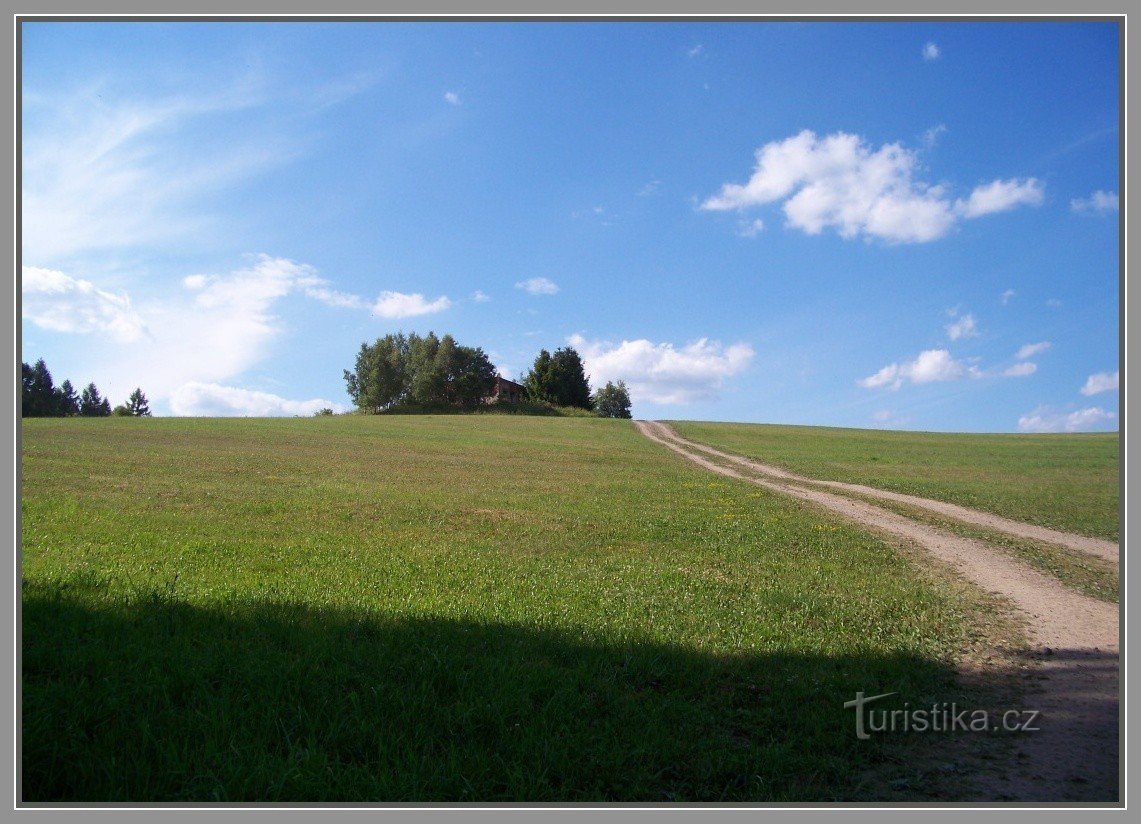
[635,420,1120,802]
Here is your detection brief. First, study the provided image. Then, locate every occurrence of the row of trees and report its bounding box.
[21,359,150,418]
[346,333,632,418]
[344,332,498,412]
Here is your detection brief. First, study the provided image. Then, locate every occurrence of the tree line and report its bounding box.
[345,333,631,418]
[21,358,150,418]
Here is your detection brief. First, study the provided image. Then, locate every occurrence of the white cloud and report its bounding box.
[1046,298,1063,308]
[472,290,491,303]
[945,313,978,341]
[958,178,1044,218]
[1070,190,1119,214]
[21,78,295,263]
[637,179,661,197]
[1003,362,1037,377]
[1016,341,1051,360]
[922,123,947,148]
[22,266,147,342]
[688,44,704,58]
[700,130,1042,244]
[568,334,754,405]
[1017,406,1116,433]
[737,218,765,238]
[1001,288,1016,305]
[444,91,461,106]
[25,254,449,410]
[1080,371,1119,396]
[515,277,560,296]
[169,382,343,417]
[371,291,452,318]
[183,274,211,290]
[859,349,966,390]
[922,42,941,60]
[304,286,368,310]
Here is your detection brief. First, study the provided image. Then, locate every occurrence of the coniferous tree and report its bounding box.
[126,388,151,416]
[55,380,81,416]
[21,359,57,417]
[79,383,110,417]
[524,347,593,409]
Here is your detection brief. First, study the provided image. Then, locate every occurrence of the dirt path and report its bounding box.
[635,420,1120,802]
[652,422,1118,562]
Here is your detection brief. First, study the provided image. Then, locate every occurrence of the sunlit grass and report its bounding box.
[671,421,1119,542]
[23,416,994,801]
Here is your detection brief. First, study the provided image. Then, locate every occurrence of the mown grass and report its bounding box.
[23,416,1002,802]
[670,421,1120,542]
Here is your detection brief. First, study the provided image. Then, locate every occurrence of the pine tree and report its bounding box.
[21,359,57,417]
[56,380,81,416]
[80,383,110,417]
[126,388,151,416]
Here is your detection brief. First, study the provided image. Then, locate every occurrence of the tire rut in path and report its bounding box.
[634,420,1119,802]
[654,422,1117,562]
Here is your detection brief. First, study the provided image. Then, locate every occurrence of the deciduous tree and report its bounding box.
[593,380,632,419]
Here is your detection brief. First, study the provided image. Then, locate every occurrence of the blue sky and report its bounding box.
[20,20,1120,430]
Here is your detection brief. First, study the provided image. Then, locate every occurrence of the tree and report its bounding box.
[112,404,131,417]
[439,340,497,409]
[406,332,445,404]
[79,383,111,417]
[344,331,497,413]
[523,349,554,404]
[21,359,57,417]
[126,387,151,416]
[524,346,593,409]
[593,380,632,419]
[55,379,81,417]
[345,333,410,412]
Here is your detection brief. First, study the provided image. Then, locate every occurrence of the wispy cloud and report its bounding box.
[1003,362,1037,377]
[637,179,662,197]
[24,254,449,408]
[687,44,704,58]
[858,349,971,390]
[371,291,452,318]
[1001,288,1016,305]
[22,77,297,264]
[1070,190,1118,215]
[922,123,947,148]
[945,313,978,341]
[443,90,461,106]
[22,265,147,342]
[958,178,1044,218]
[170,382,343,417]
[569,334,753,405]
[1016,341,1051,360]
[701,130,1043,244]
[471,290,491,303]
[515,277,559,296]
[737,218,765,238]
[922,42,941,61]
[1080,371,1119,396]
[1017,406,1116,433]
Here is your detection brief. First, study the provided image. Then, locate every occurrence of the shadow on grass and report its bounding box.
[23,581,962,803]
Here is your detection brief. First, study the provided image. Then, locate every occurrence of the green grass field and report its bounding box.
[670,421,1120,542]
[20,415,997,802]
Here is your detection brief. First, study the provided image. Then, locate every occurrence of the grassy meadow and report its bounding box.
[671,421,1120,542]
[23,415,1001,802]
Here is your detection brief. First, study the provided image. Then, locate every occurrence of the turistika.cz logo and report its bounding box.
[843,691,1041,740]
